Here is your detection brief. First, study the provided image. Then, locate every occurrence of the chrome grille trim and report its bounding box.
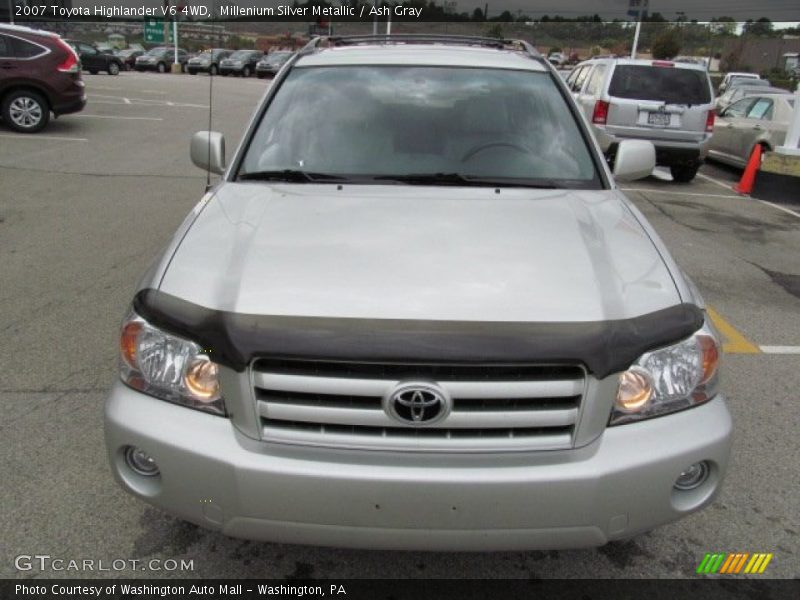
[252,359,587,453]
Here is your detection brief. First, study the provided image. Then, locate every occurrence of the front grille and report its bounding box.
[252,359,586,452]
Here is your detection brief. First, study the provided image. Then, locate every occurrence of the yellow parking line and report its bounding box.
[706,306,761,354]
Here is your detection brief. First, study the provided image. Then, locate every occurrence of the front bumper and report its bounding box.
[105,381,732,551]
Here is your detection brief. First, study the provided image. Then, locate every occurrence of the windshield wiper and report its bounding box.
[238,169,347,183]
[373,173,559,188]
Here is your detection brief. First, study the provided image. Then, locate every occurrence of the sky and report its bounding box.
[70,0,800,22]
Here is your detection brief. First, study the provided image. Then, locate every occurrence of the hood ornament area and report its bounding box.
[384,383,450,426]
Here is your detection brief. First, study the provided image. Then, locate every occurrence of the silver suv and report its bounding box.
[566,58,715,182]
[105,36,732,551]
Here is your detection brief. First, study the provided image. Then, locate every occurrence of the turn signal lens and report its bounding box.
[184,355,220,401]
[616,367,654,412]
[120,321,143,368]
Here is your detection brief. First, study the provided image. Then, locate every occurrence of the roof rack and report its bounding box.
[300,34,542,61]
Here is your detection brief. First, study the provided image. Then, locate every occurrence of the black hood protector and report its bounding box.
[133,288,704,379]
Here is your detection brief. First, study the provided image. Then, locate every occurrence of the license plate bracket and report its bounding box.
[647,111,671,127]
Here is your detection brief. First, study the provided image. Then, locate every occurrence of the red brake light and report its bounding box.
[54,38,79,73]
[705,110,715,133]
[652,60,675,67]
[592,100,609,125]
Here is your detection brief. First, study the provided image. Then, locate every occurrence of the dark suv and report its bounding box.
[66,40,124,75]
[135,47,189,73]
[219,50,263,77]
[0,24,86,133]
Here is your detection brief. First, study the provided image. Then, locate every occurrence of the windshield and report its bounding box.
[264,52,291,64]
[230,51,252,60]
[239,66,599,188]
[145,47,168,56]
[609,65,711,104]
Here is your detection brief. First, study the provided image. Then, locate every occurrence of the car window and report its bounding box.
[725,97,757,118]
[584,65,606,96]
[565,66,584,91]
[80,44,97,55]
[240,66,600,188]
[9,36,45,58]
[0,34,10,58]
[609,65,711,104]
[572,66,591,93]
[230,50,251,59]
[747,98,773,120]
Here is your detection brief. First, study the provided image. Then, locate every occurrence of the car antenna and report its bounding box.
[205,0,218,192]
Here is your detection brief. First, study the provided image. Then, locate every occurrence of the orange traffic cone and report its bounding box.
[734,144,762,195]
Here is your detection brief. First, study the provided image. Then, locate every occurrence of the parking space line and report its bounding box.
[697,172,736,190]
[620,187,740,199]
[0,134,87,142]
[759,346,800,354]
[706,306,761,354]
[72,114,163,121]
[756,200,800,219]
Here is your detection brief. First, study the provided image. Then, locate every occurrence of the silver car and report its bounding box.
[715,84,789,113]
[709,93,796,167]
[566,58,715,182]
[105,36,731,551]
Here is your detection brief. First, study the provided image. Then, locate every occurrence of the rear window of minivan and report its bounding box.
[609,65,711,105]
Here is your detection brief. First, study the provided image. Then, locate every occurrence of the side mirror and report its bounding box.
[190,131,226,175]
[613,139,655,182]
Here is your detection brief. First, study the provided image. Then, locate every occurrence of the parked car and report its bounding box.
[547,52,567,66]
[0,24,86,133]
[65,39,124,75]
[566,58,715,182]
[106,35,730,551]
[219,49,263,77]
[718,71,760,94]
[116,48,143,71]
[186,48,232,75]
[135,47,189,73]
[255,51,293,78]
[708,93,795,167]
[715,84,789,113]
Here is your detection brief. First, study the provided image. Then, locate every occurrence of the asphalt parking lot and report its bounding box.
[1,71,798,580]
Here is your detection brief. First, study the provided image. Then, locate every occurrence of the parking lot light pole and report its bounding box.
[8,0,14,24]
[777,90,800,156]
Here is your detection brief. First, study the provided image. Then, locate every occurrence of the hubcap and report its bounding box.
[9,97,43,128]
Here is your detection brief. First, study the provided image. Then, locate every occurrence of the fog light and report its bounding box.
[674,461,709,490]
[124,446,160,477]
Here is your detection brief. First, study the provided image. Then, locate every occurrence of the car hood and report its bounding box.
[158,183,682,322]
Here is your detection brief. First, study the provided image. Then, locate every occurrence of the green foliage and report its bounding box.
[485,23,504,39]
[651,28,682,60]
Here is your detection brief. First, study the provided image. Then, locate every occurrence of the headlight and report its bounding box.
[610,320,720,425]
[119,311,225,416]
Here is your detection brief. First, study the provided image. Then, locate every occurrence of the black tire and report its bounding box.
[670,164,699,183]
[157,62,166,74]
[243,66,251,77]
[210,65,218,76]
[108,62,120,76]
[1,89,50,133]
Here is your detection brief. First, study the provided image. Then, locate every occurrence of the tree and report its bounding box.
[651,28,681,60]
[743,18,774,37]
[471,7,484,21]
[485,23,504,39]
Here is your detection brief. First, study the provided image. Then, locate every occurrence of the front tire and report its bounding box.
[2,90,50,133]
[670,164,699,183]
[242,66,251,77]
[108,62,120,76]
[210,65,218,76]
[157,62,166,74]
